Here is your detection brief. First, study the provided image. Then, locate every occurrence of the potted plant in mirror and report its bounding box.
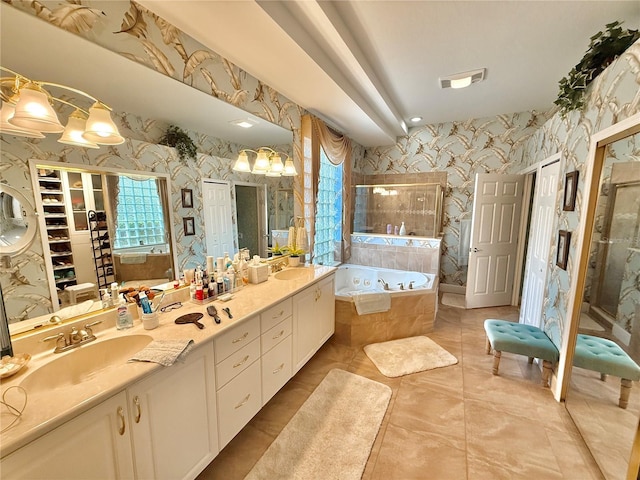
[288,247,305,267]
[269,242,287,257]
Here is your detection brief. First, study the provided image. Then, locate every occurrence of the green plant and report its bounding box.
[288,247,305,257]
[555,21,639,117]
[159,125,197,163]
[269,242,288,255]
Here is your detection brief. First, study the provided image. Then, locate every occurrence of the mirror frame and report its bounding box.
[0,184,37,257]
[559,112,640,478]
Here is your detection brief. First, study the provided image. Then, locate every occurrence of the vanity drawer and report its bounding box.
[261,335,292,404]
[261,317,292,354]
[260,298,292,332]
[217,360,262,449]
[216,337,260,389]
[214,314,260,363]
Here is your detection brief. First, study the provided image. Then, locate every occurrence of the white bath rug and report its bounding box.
[364,336,458,378]
[244,369,391,480]
[441,293,466,309]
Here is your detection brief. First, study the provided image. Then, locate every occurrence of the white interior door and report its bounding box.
[202,179,233,259]
[466,173,524,309]
[520,160,560,327]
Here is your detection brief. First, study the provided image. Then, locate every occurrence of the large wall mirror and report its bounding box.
[564,116,640,479]
[1,4,294,335]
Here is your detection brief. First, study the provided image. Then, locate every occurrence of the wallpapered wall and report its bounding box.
[359,111,553,286]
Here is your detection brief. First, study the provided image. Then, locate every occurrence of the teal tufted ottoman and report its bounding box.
[484,319,559,387]
[574,334,640,409]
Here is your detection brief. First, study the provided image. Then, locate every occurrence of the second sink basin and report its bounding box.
[20,335,152,392]
[274,268,312,281]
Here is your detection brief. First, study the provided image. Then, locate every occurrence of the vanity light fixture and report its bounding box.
[0,66,125,147]
[233,147,298,177]
[439,68,486,89]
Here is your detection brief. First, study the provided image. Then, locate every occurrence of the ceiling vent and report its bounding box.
[439,69,486,89]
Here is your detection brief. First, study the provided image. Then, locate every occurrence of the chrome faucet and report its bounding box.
[378,278,389,290]
[42,320,102,353]
[398,283,405,290]
[408,281,415,290]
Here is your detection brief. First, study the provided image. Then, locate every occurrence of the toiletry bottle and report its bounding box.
[223,252,231,269]
[139,291,153,314]
[226,267,235,293]
[387,224,392,234]
[110,282,119,306]
[116,297,133,330]
[189,280,196,300]
[394,225,399,235]
[399,222,406,235]
[217,270,224,294]
[101,289,111,309]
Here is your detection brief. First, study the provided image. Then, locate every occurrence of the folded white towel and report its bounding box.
[119,253,147,264]
[353,291,391,315]
[129,339,194,366]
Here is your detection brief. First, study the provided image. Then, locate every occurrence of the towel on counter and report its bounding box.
[119,253,147,264]
[129,339,194,367]
[353,291,391,315]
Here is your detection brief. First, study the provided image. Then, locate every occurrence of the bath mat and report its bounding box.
[364,336,458,377]
[441,292,466,309]
[244,369,391,480]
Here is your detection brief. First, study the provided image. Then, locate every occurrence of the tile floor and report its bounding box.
[197,303,605,480]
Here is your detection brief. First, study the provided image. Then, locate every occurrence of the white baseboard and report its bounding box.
[613,323,631,346]
[439,284,465,295]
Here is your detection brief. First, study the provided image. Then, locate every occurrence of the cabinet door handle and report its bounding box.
[133,396,141,424]
[117,406,126,436]
[272,363,285,374]
[272,309,284,319]
[232,332,249,344]
[233,355,250,368]
[234,394,251,409]
[272,330,285,340]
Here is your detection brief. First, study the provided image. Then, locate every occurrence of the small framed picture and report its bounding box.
[181,188,193,208]
[556,230,571,270]
[183,217,195,236]
[563,171,578,211]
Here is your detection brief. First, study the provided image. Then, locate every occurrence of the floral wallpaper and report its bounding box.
[359,111,553,286]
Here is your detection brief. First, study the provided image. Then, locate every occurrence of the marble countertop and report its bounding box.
[0,265,336,457]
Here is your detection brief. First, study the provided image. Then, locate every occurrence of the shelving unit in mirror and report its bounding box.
[88,210,114,290]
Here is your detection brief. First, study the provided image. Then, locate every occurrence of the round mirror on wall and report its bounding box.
[0,184,36,257]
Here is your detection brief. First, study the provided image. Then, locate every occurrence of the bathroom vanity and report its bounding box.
[0,265,336,480]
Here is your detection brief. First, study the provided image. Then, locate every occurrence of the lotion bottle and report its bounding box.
[399,222,406,235]
[116,297,133,330]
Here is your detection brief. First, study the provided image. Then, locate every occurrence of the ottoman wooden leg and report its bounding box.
[600,373,607,381]
[492,350,501,375]
[541,360,553,388]
[528,357,534,365]
[485,337,492,355]
[620,378,632,409]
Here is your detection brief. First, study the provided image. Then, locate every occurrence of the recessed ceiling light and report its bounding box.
[439,68,486,89]
[230,119,257,128]
[410,116,422,123]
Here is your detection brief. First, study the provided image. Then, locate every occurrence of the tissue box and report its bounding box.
[248,263,269,284]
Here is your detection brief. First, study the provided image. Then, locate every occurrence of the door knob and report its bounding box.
[471,247,481,253]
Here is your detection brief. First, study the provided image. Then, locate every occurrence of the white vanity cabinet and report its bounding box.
[1,391,135,479]
[127,342,218,480]
[260,298,293,404]
[292,274,335,374]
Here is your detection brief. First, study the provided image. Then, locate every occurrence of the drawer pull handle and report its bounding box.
[272,309,284,319]
[272,363,285,374]
[272,330,285,340]
[233,355,250,368]
[117,406,126,436]
[235,394,251,409]
[232,332,249,344]
[133,396,141,423]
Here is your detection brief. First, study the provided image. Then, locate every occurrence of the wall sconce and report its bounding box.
[233,147,297,177]
[0,66,125,147]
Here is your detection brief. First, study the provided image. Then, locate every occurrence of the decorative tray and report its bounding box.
[0,353,31,379]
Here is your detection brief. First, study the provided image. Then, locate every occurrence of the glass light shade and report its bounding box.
[450,76,472,89]
[270,154,284,174]
[251,150,270,175]
[282,158,298,176]
[232,151,251,172]
[9,83,64,133]
[58,110,99,148]
[82,103,125,145]
[0,102,45,138]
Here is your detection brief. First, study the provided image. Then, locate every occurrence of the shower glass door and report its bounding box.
[596,181,640,318]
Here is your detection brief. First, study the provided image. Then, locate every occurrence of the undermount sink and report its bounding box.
[20,335,152,392]
[274,268,311,281]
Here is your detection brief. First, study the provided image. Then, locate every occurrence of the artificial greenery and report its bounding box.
[159,125,197,163]
[555,21,639,117]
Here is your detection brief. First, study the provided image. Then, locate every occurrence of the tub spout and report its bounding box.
[378,278,389,290]
[398,283,405,290]
[408,281,415,290]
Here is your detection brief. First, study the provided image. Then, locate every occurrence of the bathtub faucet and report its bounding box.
[408,281,414,290]
[378,278,389,290]
[398,283,405,290]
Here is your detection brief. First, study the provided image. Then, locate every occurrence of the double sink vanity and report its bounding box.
[0,265,336,480]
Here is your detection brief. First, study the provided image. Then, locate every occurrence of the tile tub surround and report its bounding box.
[335,290,437,348]
[0,265,336,457]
